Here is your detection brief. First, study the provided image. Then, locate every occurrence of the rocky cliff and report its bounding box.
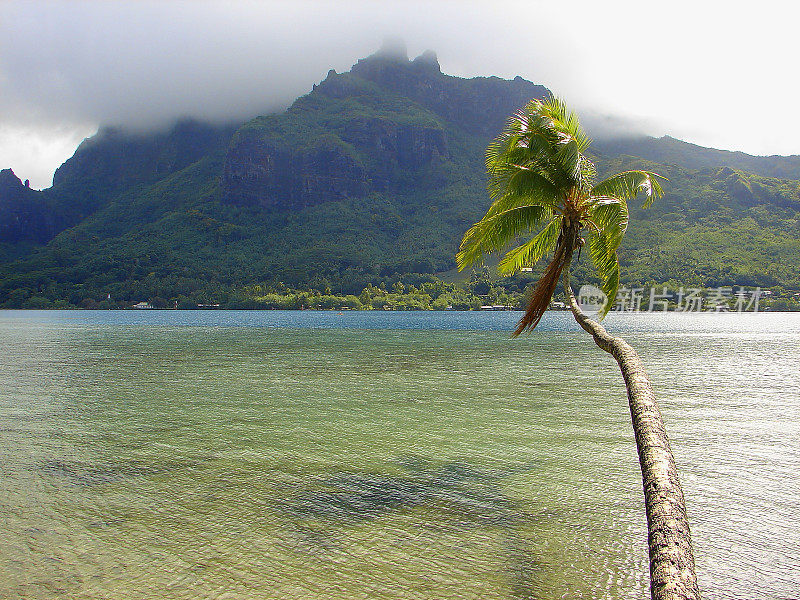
[222,134,370,209]
[348,41,549,137]
[221,42,527,208]
[0,120,236,248]
[54,119,234,191]
[0,168,59,244]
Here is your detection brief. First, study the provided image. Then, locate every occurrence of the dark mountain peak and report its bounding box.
[350,42,443,81]
[0,167,60,245]
[221,45,549,209]
[347,38,410,78]
[346,45,548,137]
[0,168,23,190]
[350,49,409,82]
[0,169,40,206]
[412,50,440,73]
[52,118,233,192]
[0,168,32,192]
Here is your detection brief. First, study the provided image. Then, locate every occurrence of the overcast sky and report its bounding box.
[2,0,799,189]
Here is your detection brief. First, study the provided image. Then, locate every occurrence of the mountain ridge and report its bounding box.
[592,134,800,180]
[1,45,798,307]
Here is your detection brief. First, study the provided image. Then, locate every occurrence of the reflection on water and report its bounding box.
[0,310,798,599]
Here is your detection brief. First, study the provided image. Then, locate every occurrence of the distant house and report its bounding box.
[132,301,153,309]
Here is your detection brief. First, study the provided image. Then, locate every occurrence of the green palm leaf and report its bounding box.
[538,96,591,152]
[489,97,591,193]
[588,198,629,251]
[587,231,620,319]
[457,205,552,270]
[554,137,582,181]
[591,171,666,207]
[485,169,562,216]
[497,217,561,274]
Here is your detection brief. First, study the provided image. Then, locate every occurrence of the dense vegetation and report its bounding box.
[0,46,798,309]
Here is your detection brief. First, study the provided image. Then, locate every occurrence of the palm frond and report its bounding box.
[588,198,629,251]
[488,135,563,185]
[488,96,592,194]
[486,158,558,201]
[539,96,592,152]
[457,205,552,270]
[498,216,561,274]
[553,137,582,182]
[485,169,562,216]
[587,231,621,319]
[461,95,664,331]
[591,171,666,207]
[578,155,597,192]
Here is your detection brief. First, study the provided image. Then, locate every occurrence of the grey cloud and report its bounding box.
[3,1,556,131]
[6,0,792,189]
[0,0,637,187]
[3,2,368,130]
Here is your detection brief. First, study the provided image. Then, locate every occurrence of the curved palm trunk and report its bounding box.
[561,260,700,599]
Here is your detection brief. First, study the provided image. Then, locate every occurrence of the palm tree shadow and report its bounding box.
[279,455,548,598]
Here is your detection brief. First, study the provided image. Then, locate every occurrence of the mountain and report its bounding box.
[593,135,800,180]
[1,43,799,308]
[220,43,548,211]
[0,169,54,246]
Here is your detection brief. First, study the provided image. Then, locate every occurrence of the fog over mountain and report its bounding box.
[2,0,800,188]
[2,33,800,309]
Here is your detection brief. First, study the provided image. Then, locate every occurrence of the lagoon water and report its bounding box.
[1,310,798,599]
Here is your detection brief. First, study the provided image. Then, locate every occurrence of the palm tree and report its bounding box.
[457,96,700,600]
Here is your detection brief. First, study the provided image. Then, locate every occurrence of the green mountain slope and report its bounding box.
[0,44,798,308]
[593,135,800,180]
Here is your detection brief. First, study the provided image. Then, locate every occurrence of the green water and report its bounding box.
[1,312,798,599]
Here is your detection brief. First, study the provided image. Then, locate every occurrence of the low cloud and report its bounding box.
[3,0,800,188]
[3,1,370,131]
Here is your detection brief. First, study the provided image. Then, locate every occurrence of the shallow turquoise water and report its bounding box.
[0,310,798,599]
